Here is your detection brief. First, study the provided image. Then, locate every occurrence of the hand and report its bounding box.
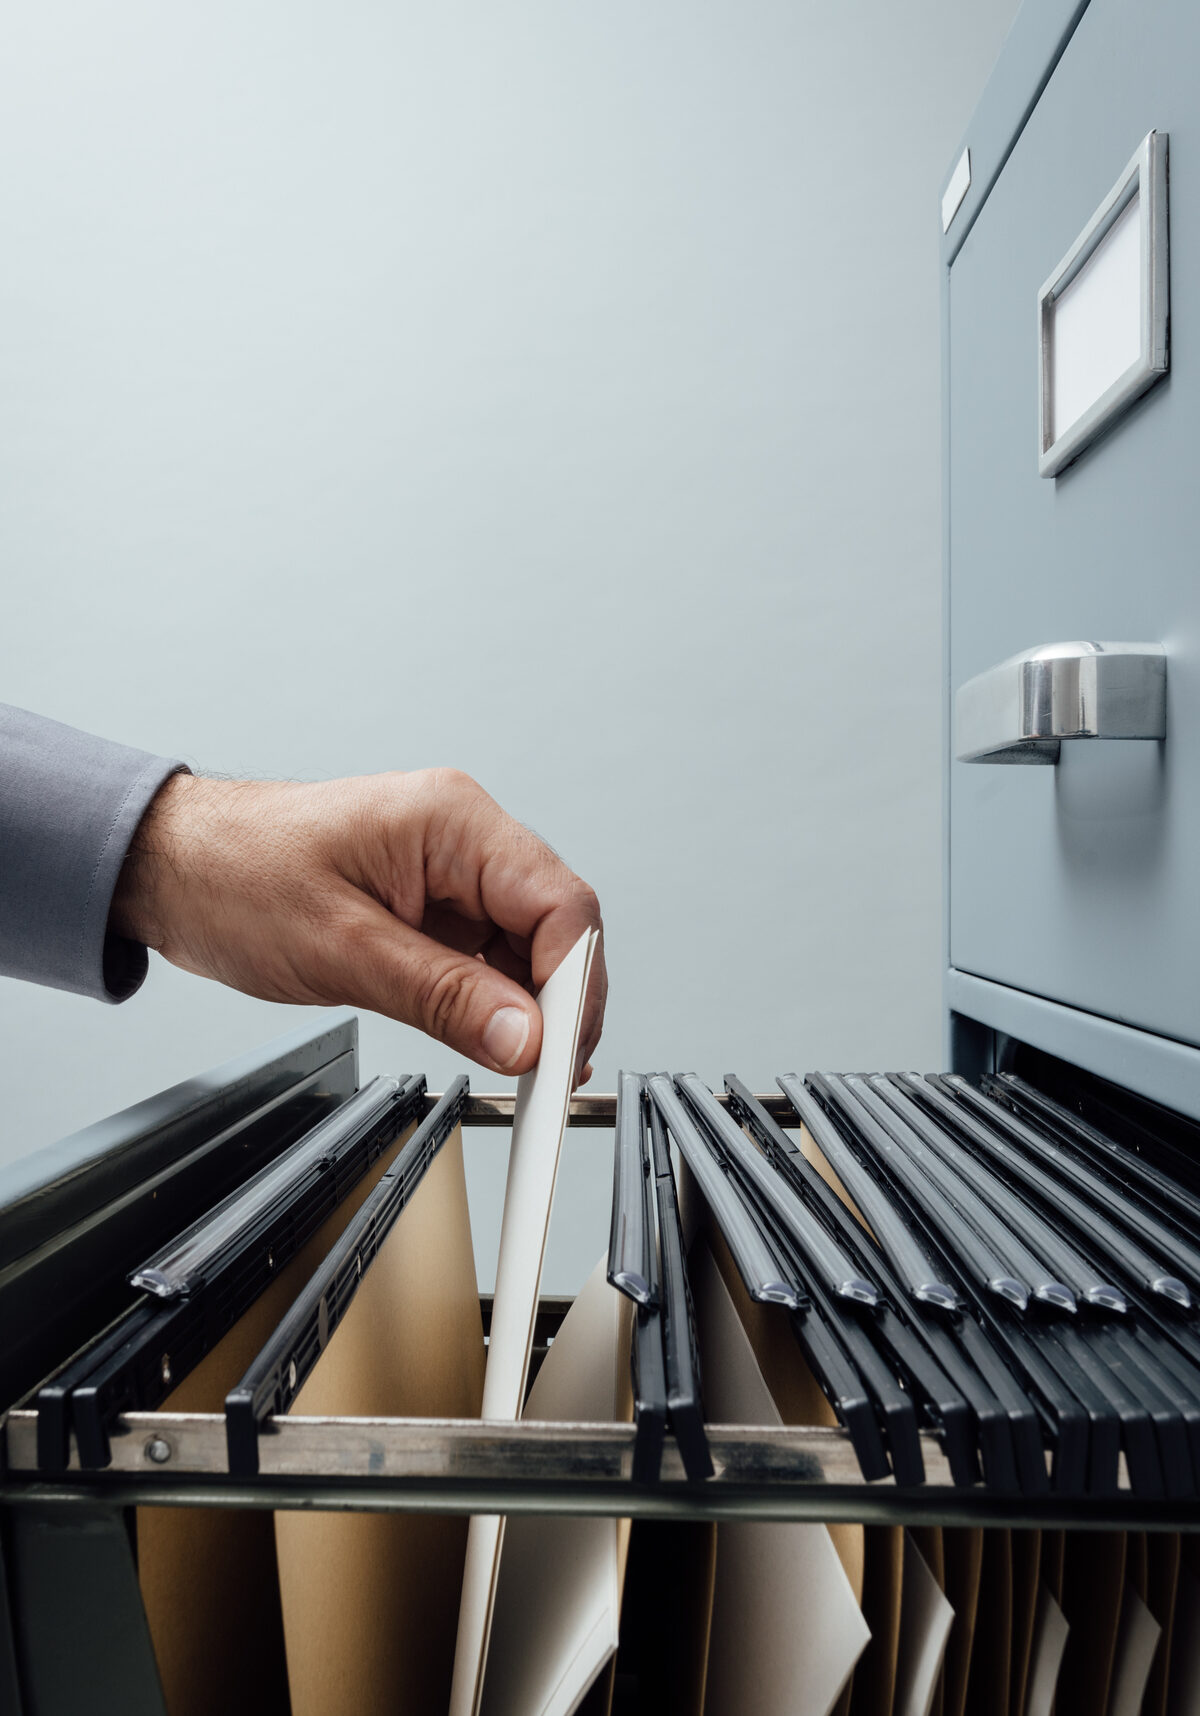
[110,768,606,1083]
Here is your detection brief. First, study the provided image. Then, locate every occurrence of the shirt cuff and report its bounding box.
[0,704,188,1003]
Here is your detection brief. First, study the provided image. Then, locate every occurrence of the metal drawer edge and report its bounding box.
[947,970,1200,1123]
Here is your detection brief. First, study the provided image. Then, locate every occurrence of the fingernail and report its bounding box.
[483,1006,530,1070]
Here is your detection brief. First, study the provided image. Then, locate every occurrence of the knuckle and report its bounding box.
[567,877,603,926]
[430,766,478,798]
[416,959,472,1038]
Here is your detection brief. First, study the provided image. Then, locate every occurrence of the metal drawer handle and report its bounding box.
[955,641,1166,765]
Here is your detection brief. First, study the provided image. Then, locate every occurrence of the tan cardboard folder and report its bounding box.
[275,1125,485,1716]
[137,1116,417,1716]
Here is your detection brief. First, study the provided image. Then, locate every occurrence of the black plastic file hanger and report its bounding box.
[224,1079,470,1476]
[776,1074,961,1312]
[893,1074,1126,1312]
[866,1075,1104,1314]
[646,1096,714,1483]
[674,1076,923,1485]
[791,1074,1119,1492]
[737,1176,929,1487]
[608,1070,656,1308]
[962,1073,1200,1298]
[607,1075,711,1483]
[675,1074,878,1307]
[37,1072,430,1472]
[654,1077,890,1482]
[928,1076,1194,1311]
[128,1075,421,1299]
[988,1073,1200,1248]
[1102,1307,1200,1494]
[612,1075,668,1481]
[844,1074,1076,1312]
[810,1074,1033,1312]
[725,1078,1040,1493]
[1090,1321,1194,1500]
[646,1076,807,1312]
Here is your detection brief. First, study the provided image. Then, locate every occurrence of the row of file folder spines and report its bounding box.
[607,1067,1200,1501]
[34,1074,437,1474]
[32,1059,1200,1506]
[225,1077,471,1474]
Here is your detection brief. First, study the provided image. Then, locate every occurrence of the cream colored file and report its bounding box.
[893,1534,955,1716]
[450,929,600,1716]
[691,1242,870,1716]
[481,1255,633,1716]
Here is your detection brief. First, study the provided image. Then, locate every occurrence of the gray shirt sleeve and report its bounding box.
[0,704,187,1003]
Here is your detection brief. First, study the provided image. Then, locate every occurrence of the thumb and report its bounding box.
[346,910,544,1074]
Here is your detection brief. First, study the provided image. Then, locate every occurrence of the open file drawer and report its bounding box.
[5,1014,1200,1715]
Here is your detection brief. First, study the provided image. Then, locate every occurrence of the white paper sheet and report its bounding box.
[692,1244,871,1716]
[893,1533,955,1716]
[1106,1583,1161,1716]
[481,1256,629,1716]
[1024,1584,1070,1716]
[449,930,599,1716]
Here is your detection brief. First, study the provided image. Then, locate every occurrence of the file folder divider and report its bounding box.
[873,1076,1126,1312]
[808,1073,1132,1495]
[646,1075,808,1312]
[988,1072,1200,1244]
[35,1072,431,1472]
[224,1077,470,1476]
[725,1077,1010,1491]
[608,1070,655,1307]
[843,1075,1076,1312]
[812,1074,1034,1312]
[806,1072,1200,1502]
[675,1074,879,1308]
[776,1075,962,1313]
[912,1077,1200,1498]
[607,1075,712,1483]
[935,1077,1194,1309]
[980,1080,1200,1298]
[610,1074,669,1481]
[669,1075,904,1483]
[127,1075,417,1299]
[646,1093,714,1483]
[729,1074,1049,1493]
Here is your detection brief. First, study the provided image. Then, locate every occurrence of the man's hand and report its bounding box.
[110,769,606,1082]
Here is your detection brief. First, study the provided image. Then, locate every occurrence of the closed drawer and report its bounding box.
[948,0,1200,1047]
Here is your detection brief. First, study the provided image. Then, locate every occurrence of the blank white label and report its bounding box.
[1050,192,1142,441]
[941,147,971,233]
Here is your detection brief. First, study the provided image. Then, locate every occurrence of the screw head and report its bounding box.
[160,1353,172,1385]
[145,1437,172,1465]
[288,1358,298,1392]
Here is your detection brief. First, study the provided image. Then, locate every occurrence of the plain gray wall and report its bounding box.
[0,0,1019,1289]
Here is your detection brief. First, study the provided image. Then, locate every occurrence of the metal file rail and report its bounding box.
[9,1079,1200,1529]
[32,1073,431,1473]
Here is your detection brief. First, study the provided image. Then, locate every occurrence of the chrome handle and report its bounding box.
[955,642,1166,764]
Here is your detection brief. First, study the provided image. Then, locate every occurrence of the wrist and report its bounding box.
[110,769,198,947]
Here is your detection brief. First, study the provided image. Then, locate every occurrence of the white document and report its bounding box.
[1167,1562,1200,1716]
[1024,1584,1070,1716]
[481,1256,630,1716]
[893,1534,955,1716]
[1106,1583,1161,1716]
[692,1243,871,1716]
[449,929,600,1716]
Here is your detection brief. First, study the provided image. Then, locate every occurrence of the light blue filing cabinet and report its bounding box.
[942,0,1200,1120]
